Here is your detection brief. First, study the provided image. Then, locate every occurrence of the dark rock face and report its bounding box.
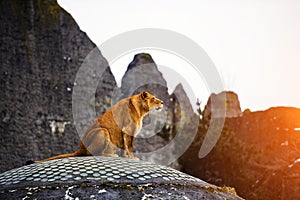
[0,0,116,172]
[203,91,242,118]
[0,157,243,200]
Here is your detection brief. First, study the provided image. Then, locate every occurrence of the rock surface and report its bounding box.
[0,0,116,172]
[120,53,169,101]
[0,157,243,200]
[203,91,242,118]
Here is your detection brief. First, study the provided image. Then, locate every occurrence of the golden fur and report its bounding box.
[39,91,163,161]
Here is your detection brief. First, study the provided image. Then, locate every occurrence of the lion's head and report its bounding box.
[140,91,164,112]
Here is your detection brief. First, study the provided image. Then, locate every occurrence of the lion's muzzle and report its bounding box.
[155,99,164,111]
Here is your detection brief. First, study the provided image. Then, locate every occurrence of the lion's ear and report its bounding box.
[141,91,148,100]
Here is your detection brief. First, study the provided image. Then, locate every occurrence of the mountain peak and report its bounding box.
[127,53,157,72]
[121,53,167,98]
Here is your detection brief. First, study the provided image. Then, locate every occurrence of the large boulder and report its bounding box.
[0,157,243,200]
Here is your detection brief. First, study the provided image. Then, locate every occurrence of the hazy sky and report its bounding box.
[58,0,300,111]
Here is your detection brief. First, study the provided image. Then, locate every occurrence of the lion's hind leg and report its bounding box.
[82,127,116,157]
[100,128,119,157]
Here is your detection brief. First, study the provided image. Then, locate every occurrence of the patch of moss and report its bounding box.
[217,186,237,196]
[24,33,32,65]
[36,0,60,29]
[201,186,217,193]
[201,185,238,196]
[119,184,134,190]
[47,2,60,18]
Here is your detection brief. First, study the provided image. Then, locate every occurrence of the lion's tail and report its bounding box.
[26,151,81,165]
[38,152,79,162]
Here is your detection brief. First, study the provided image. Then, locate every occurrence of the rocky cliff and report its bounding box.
[0,0,116,172]
[180,95,300,199]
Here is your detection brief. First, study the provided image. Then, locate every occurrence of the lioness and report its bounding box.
[38,91,163,161]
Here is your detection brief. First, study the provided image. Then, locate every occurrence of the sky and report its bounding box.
[58,0,300,111]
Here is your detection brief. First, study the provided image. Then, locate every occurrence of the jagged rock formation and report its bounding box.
[0,0,116,172]
[203,91,242,119]
[0,157,243,200]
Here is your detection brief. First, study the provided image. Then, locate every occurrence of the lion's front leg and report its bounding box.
[122,133,139,160]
